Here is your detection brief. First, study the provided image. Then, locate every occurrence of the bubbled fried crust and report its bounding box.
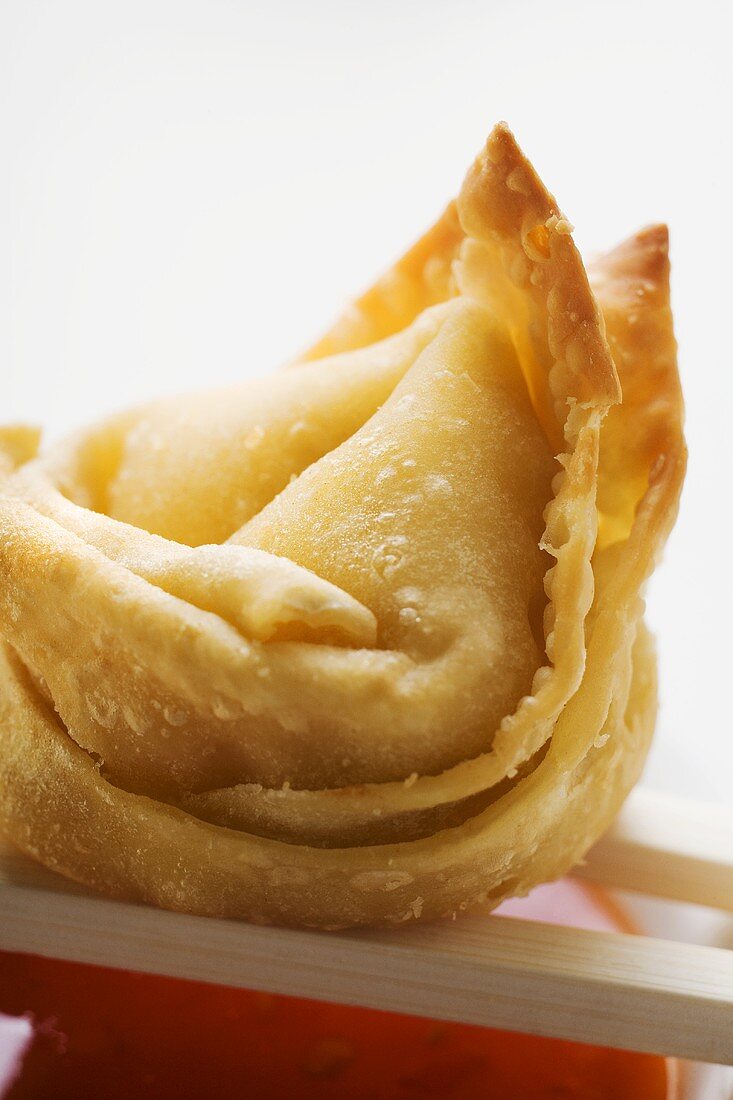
[0,125,684,929]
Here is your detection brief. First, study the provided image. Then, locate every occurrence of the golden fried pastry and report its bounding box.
[0,124,685,928]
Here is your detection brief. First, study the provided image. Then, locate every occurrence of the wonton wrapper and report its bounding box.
[0,125,684,927]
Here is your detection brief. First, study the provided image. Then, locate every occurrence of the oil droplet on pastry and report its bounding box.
[371,536,408,580]
[398,606,421,627]
[287,419,312,441]
[395,585,422,604]
[351,870,415,893]
[425,473,453,497]
[163,705,187,727]
[375,462,397,484]
[211,696,239,720]
[121,704,148,736]
[369,440,392,459]
[86,693,118,730]
[243,425,265,450]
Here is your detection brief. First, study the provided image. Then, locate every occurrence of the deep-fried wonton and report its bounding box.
[0,125,685,928]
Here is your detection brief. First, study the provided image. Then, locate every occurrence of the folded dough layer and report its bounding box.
[0,124,684,926]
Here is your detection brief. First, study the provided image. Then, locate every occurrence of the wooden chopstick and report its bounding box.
[2,787,733,1064]
[1,820,732,1065]
[577,788,733,911]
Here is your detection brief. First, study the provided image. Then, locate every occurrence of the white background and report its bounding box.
[1,0,731,807]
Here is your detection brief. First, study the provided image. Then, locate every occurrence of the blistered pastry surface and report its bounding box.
[0,125,685,927]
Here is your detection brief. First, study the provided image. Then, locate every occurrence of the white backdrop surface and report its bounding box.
[1,0,730,806]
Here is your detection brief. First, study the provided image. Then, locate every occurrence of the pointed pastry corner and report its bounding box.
[458,122,621,418]
[459,121,556,239]
[591,223,671,300]
[631,222,670,258]
[593,219,684,549]
[486,119,523,157]
[638,221,669,252]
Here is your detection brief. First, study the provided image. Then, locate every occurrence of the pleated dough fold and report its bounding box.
[0,124,684,927]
